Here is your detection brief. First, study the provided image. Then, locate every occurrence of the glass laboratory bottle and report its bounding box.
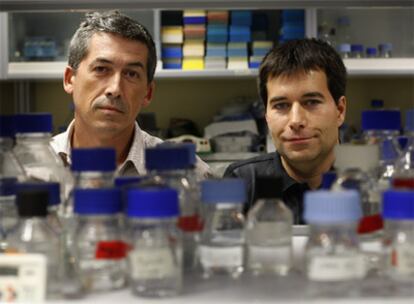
[199,178,246,279]
[74,188,126,292]
[304,190,365,298]
[245,176,293,276]
[127,186,182,297]
[7,189,61,298]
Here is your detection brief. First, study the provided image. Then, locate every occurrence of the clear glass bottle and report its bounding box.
[304,190,365,298]
[382,190,414,286]
[366,47,377,58]
[73,188,126,292]
[379,43,393,58]
[362,109,401,148]
[6,189,61,299]
[0,177,18,251]
[0,115,26,180]
[245,176,293,276]
[337,43,351,59]
[351,44,364,58]
[199,178,246,279]
[333,144,383,274]
[393,109,414,189]
[13,113,72,200]
[126,186,182,297]
[145,143,202,272]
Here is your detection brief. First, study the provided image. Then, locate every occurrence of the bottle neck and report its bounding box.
[15,133,52,144]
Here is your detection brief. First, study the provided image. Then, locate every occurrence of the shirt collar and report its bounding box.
[56,120,144,176]
[272,152,306,192]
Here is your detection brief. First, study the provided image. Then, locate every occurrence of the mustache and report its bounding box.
[92,96,127,113]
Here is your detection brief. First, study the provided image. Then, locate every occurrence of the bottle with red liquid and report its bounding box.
[145,143,202,272]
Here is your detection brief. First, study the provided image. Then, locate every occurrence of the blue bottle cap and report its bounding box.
[16,182,60,206]
[0,177,18,196]
[14,113,53,133]
[201,178,246,204]
[351,44,364,52]
[321,171,337,189]
[405,109,414,132]
[71,148,116,172]
[304,190,362,224]
[338,43,351,53]
[74,188,122,215]
[0,115,16,138]
[361,110,401,131]
[145,143,195,171]
[126,187,179,218]
[366,47,377,56]
[383,190,414,220]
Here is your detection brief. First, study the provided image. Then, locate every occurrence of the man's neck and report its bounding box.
[71,122,134,165]
[280,153,335,189]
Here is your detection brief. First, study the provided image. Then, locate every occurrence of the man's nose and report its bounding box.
[105,73,122,99]
[289,102,307,131]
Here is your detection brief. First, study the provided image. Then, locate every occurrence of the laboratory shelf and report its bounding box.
[7,58,414,79]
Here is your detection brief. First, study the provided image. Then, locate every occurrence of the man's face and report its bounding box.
[265,70,346,168]
[63,32,154,137]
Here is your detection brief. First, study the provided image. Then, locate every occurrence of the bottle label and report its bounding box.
[129,248,177,280]
[308,255,366,281]
[95,241,129,260]
[199,245,243,268]
[391,244,414,275]
[248,245,291,266]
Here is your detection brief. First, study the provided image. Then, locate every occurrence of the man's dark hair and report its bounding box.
[68,11,157,82]
[258,38,347,107]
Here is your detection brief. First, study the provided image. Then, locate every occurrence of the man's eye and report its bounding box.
[94,66,108,73]
[304,99,321,106]
[273,103,290,110]
[124,70,140,79]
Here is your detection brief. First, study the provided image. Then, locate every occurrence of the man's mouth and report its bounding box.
[98,106,123,113]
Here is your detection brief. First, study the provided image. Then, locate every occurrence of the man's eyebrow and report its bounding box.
[89,58,113,66]
[302,92,324,99]
[89,57,145,69]
[268,96,288,103]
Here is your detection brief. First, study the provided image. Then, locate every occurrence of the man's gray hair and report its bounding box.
[68,11,157,82]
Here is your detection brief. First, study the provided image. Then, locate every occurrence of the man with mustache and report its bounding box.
[52,11,209,178]
[224,39,347,224]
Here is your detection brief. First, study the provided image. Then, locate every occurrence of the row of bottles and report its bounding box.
[318,15,393,59]
[1,110,413,301]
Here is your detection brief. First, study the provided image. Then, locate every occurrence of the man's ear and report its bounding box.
[142,81,155,107]
[63,66,75,94]
[337,96,347,127]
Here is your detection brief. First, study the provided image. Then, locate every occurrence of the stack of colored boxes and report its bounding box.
[161,11,183,69]
[182,10,206,70]
[249,12,272,68]
[279,10,305,43]
[227,10,252,70]
[205,11,228,69]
